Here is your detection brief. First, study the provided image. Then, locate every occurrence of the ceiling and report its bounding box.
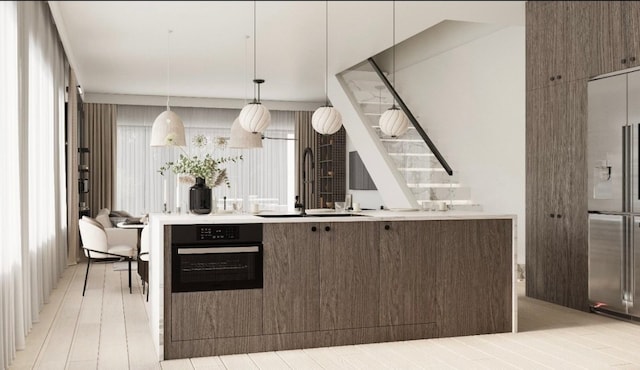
[49,1,524,104]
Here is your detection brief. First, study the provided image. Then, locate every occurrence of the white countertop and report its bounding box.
[149,209,515,225]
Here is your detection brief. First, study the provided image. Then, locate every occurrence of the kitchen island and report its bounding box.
[148,210,517,360]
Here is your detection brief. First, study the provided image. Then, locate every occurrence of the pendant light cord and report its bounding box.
[392,1,396,107]
[325,1,329,107]
[244,35,249,105]
[253,0,257,102]
[166,30,172,111]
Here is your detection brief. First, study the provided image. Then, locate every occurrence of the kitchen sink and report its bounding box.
[256,213,369,218]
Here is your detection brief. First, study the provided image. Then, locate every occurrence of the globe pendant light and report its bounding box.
[379,1,409,138]
[312,1,342,135]
[151,30,186,147]
[239,1,271,134]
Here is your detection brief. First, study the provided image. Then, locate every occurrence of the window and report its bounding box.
[116,105,295,215]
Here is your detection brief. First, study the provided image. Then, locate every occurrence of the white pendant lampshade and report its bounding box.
[150,30,185,147]
[229,117,262,149]
[311,1,342,136]
[312,106,342,135]
[379,106,409,138]
[150,110,186,146]
[239,101,271,134]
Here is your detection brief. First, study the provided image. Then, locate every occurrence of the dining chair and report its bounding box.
[78,216,137,296]
[138,225,150,301]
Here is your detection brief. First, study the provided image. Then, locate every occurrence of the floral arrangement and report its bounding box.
[159,134,242,188]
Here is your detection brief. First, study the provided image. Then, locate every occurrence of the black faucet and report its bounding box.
[296,147,315,216]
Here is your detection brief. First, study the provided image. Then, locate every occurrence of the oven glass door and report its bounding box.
[172,244,263,292]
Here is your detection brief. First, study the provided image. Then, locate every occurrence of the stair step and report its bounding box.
[416,200,483,212]
[397,168,445,172]
[410,186,471,201]
[380,139,423,142]
[407,183,462,188]
[388,153,433,157]
[371,125,415,129]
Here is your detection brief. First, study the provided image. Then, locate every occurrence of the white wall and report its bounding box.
[394,26,526,263]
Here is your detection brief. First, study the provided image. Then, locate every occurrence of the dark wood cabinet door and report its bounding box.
[585,1,625,76]
[379,221,438,326]
[527,2,590,91]
[438,220,512,337]
[526,1,566,91]
[623,1,640,69]
[262,223,320,334]
[526,80,589,311]
[171,290,263,341]
[554,80,589,311]
[319,221,379,330]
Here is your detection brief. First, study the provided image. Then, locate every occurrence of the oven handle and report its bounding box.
[177,246,260,254]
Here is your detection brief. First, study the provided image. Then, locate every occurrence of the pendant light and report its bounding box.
[230,36,263,149]
[379,1,409,138]
[151,30,186,147]
[239,1,271,134]
[312,1,342,135]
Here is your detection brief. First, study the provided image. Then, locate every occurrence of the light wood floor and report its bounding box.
[8,263,640,370]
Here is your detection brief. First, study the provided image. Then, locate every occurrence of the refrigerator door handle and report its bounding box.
[624,217,632,305]
[623,125,629,212]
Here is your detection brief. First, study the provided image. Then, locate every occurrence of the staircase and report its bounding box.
[338,60,481,211]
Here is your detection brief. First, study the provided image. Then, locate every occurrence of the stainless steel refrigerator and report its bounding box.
[588,68,640,320]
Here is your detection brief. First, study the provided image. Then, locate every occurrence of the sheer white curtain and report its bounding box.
[116,105,295,215]
[0,2,20,368]
[0,2,68,369]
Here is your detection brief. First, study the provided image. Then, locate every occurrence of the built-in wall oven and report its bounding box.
[171,224,263,292]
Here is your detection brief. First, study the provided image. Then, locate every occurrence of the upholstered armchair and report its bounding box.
[78,216,137,296]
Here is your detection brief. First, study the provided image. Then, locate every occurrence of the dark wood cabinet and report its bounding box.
[525,80,588,311]
[526,1,590,91]
[165,219,512,359]
[437,219,513,337]
[319,221,379,330]
[262,223,320,334]
[171,290,263,341]
[585,1,640,77]
[379,221,437,326]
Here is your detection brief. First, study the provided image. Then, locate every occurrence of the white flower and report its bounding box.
[192,134,208,148]
[215,136,228,149]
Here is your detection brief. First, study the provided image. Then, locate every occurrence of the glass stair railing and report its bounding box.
[337,60,481,211]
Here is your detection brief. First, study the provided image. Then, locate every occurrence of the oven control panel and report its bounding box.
[198,225,238,241]
[172,224,263,245]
